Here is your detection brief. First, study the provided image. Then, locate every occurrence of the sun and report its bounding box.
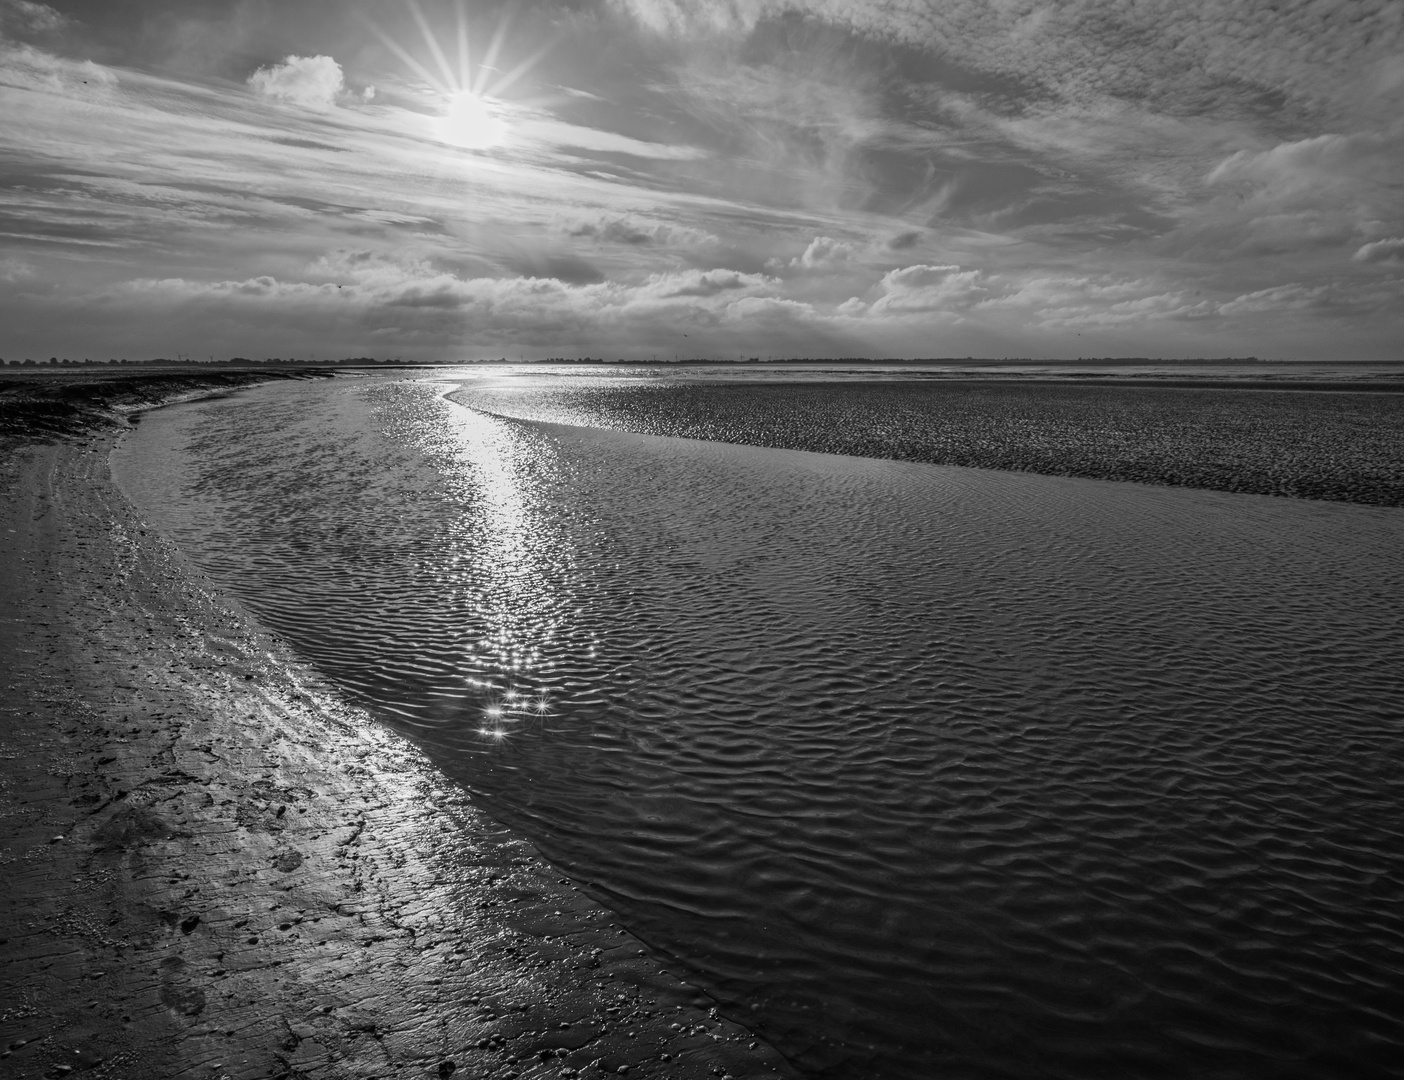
[436,90,507,149]
[367,0,553,154]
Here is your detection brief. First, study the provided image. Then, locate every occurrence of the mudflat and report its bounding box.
[458,378,1404,506]
[0,375,793,1080]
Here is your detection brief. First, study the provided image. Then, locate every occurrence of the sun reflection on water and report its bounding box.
[377,380,586,746]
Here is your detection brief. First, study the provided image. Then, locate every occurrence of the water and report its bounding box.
[114,371,1404,1080]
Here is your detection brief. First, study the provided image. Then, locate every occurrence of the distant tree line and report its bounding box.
[0,356,409,367]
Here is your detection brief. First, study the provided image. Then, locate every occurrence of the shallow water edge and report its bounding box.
[0,400,793,1079]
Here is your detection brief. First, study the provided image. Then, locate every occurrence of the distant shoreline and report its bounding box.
[6,363,1400,414]
[4,356,1402,373]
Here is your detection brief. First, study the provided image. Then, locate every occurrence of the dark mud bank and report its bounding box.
[0,370,334,447]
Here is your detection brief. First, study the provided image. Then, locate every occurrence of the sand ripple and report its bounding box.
[118,376,1404,1080]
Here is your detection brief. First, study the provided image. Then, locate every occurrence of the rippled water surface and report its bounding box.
[115,372,1404,1080]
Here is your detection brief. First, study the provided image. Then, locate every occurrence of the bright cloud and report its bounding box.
[248,55,346,111]
[790,236,858,270]
[868,264,989,315]
[1354,238,1404,265]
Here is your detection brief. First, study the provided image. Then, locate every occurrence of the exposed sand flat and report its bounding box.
[456,379,1404,506]
[0,379,793,1080]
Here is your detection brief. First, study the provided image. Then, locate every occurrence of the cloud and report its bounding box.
[1353,238,1404,265]
[617,0,1401,125]
[116,256,785,344]
[765,236,864,275]
[1206,134,1378,200]
[0,0,66,37]
[565,214,718,248]
[1194,131,1404,257]
[649,268,774,298]
[792,236,857,270]
[842,263,1235,328]
[0,255,35,282]
[570,217,653,245]
[1215,283,1331,316]
[515,113,708,160]
[1214,279,1404,318]
[5,6,1402,362]
[248,55,345,111]
[619,0,1404,271]
[869,263,989,314]
[0,38,116,94]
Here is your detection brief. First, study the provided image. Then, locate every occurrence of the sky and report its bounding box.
[1,0,1401,362]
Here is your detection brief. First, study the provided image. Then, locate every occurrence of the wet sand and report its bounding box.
[0,376,795,1080]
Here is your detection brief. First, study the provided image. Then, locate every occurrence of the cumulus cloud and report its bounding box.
[122,256,786,343]
[886,230,922,250]
[840,264,1231,327]
[1353,238,1404,265]
[791,236,857,270]
[248,55,346,111]
[565,214,718,248]
[650,268,774,297]
[869,264,989,314]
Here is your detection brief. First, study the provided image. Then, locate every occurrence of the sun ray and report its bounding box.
[489,40,557,98]
[364,17,445,94]
[408,0,460,92]
[456,0,472,93]
[365,0,553,152]
[474,10,516,97]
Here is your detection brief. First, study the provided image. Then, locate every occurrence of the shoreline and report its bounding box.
[0,380,796,1079]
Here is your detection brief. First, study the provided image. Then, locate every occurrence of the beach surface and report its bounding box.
[0,375,794,1080]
